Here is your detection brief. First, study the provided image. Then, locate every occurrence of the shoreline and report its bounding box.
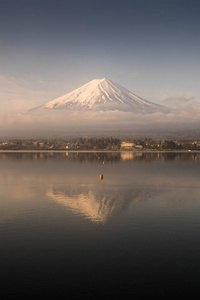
[0,150,199,153]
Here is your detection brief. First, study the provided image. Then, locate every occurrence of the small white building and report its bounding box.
[121,142,135,149]
[135,145,143,149]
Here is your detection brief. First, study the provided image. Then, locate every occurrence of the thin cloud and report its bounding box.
[163,96,195,106]
[0,75,58,111]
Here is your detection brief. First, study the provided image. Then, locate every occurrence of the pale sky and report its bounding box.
[0,0,199,111]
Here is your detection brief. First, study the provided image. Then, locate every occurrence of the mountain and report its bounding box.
[37,78,168,113]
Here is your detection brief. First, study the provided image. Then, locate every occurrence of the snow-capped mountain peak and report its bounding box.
[38,78,168,113]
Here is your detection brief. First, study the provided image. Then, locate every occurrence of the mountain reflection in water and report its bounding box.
[47,186,158,223]
[0,151,200,225]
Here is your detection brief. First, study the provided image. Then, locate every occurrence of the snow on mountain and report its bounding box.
[38,78,168,113]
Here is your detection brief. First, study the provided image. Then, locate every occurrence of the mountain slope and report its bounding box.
[38,78,167,113]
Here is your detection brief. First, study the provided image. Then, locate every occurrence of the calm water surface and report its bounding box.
[1,151,200,297]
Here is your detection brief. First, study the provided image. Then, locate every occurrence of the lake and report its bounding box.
[1,151,200,297]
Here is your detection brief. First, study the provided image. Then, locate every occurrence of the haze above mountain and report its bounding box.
[36,78,168,114]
